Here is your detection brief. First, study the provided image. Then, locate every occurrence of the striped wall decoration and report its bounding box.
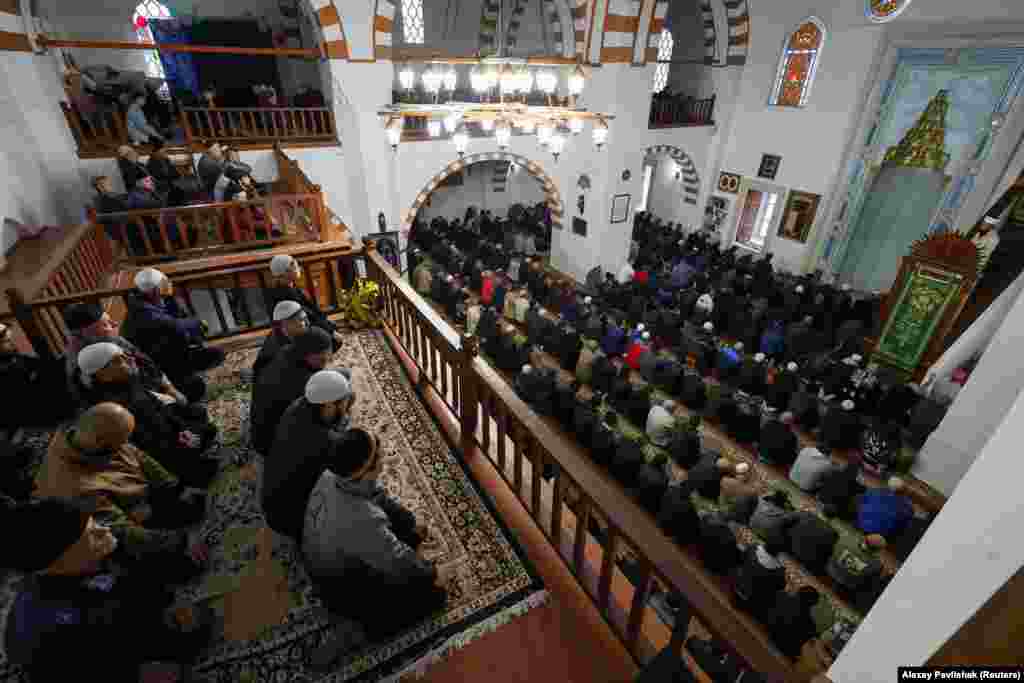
[644,145,700,206]
[600,0,641,64]
[374,0,396,61]
[700,0,716,65]
[405,152,564,232]
[309,0,348,59]
[644,0,667,64]
[0,0,31,53]
[723,0,749,65]
[572,0,589,60]
[542,0,565,58]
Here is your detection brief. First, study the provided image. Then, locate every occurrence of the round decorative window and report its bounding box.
[867,0,912,23]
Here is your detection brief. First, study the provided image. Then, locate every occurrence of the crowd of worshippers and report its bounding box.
[0,255,452,681]
[92,143,269,256]
[409,210,942,662]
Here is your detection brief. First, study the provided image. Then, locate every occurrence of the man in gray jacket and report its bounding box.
[302,428,453,640]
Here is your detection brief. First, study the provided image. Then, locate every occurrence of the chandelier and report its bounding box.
[381,1,611,163]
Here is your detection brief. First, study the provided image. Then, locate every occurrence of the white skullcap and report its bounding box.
[539,308,547,316]
[305,370,353,405]
[642,331,651,341]
[983,216,1000,226]
[754,352,765,362]
[787,362,798,372]
[270,254,297,276]
[841,399,855,411]
[134,267,165,292]
[78,342,122,381]
[522,364,533,374]
[734,342,744,351]
[851,354,863,363]
[273,301,303,322]
[703,321,714,332]
[795,285,804,293]
[735,462,750,475]
[584,296,592,304]
[637,323,645,331]
[841,284,851,292]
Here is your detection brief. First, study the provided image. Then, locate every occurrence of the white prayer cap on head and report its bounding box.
[984,216,1000,226]
[734,342,744,351]
[787,362,798,372]
[841,399,855,411]
[841,283,852,292]
[273,301,303,322]
[134,267,165,292]
[796,285,804,293]
[584,296,592,304]
[852,354,863,363]
[78,342,122,380]
[305,370,353,405]
[446,275,454,282]
[522,364,533,374]
[754,352,765,362]
[642,331,650,341]
[270,254,297,276]
[735,462,750,476]
[703,321,714,332]
[539,308,547,316]
[637,323,645,331]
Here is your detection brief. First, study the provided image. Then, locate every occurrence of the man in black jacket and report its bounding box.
[75,343,218,487]
[262,370,354,541]
[253,300,309,381]
[251,328,334,455]
[0,323,74,433]
[265,255,343,352]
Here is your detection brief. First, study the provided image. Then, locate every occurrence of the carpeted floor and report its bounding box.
[0,330,547,682]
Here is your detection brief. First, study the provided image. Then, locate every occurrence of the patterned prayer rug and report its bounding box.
[0,330,547,682]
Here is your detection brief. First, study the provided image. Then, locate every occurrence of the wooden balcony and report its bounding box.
[649,95,716,129]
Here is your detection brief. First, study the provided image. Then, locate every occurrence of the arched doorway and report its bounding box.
[404,152,564,232]
[643,144,701,208]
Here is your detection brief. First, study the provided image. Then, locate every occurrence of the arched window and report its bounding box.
[402,0,425,44]
[133,0,172,96]
[769,18,825,108]
[652,29,673,94]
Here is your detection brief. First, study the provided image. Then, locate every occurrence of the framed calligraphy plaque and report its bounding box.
[875,263,962,372]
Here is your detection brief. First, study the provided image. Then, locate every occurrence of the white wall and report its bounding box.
[711,1,887,275]
[418,160,547,221]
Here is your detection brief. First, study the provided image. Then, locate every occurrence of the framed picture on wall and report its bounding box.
[778,190,821,244]
[573,217,588,236]
[758,154,782,180]
[610,194,631,224]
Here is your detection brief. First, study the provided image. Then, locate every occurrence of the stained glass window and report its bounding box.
[652,29,673,94]
[769,18,824,108]
[133,0,171,97]
[402,0,425,44]
[867,0,912,22]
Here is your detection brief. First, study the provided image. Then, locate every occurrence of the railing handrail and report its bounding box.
[24,223,108,301]
[363,248,798,681]
[94,193,321,221]
[182,106,332,113]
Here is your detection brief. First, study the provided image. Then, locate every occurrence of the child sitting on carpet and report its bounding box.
[302,428,454,640]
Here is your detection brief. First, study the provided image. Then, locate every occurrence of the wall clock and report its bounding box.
[718,172,741,194]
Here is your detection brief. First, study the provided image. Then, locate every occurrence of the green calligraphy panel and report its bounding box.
[875,265,962,371]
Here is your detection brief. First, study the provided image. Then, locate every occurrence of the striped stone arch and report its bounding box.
[723,0,750,65]
[403,152,564,231]
[644,145,700,206]
[308,0,348,59]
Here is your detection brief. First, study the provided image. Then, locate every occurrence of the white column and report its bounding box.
[911,273,1024,497]
[829,386,1024,681]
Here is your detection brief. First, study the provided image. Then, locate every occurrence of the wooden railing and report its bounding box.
[649,94,716,129]
[273,144,319,195]
[362,247,799,682]
[93,193,328,264]
[61,102,130,157]
[181,107,337,146]
[5,244,360,361]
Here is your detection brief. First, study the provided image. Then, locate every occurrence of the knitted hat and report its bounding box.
[134,267,165,292]
[754,352,765,363]
[703,321,714,332]
[272,301,303,322]
[305,370,353,404]
[63,303,104,331]
[292,328,333,356]
[78,342,122,383]
[787,362,798,372]
[270,254,297,276]
[5,498,95,573]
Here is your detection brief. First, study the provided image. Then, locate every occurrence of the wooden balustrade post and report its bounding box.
[180,108,193,145]
[458,332,480,459]
[5,289,56,362]
[313,185,333,242]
